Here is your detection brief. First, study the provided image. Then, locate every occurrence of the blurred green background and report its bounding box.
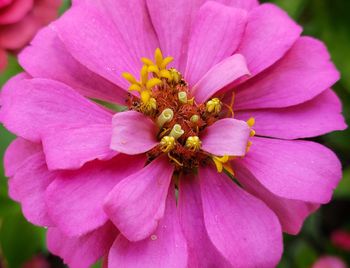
[0,0,349,267]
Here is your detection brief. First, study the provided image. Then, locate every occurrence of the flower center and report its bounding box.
[122,48,254,175]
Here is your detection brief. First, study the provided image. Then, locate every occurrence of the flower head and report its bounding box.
[0,0,347,267]
[0,0,61,71]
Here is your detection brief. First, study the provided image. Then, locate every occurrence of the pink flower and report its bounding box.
[331,230,350,252]
[1,0,347,267]
[0,0,61,71]
[312,256,347,268]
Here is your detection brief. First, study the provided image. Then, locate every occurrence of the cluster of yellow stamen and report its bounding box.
[122,48,254,175]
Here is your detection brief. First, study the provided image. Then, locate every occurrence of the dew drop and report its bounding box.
[151,234,157,241]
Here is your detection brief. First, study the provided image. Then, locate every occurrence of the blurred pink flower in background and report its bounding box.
[312,256,348,268]
[0,0,61,71]
[0,0,347,267]
[331,230,350,252]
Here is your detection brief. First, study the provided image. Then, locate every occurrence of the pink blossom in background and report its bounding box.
[331,230,350,252]
[312,256,348,268]
[0,0,61,71]
[0,0,347,267]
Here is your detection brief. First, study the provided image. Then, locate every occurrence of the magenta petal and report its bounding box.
[45,154,146,236]
[146,0,203,73]
[199,166,283,267]
[237,137,342,203]
[47,221,118,268]
[191,54,250,103]
[178,175,231,267]
[235,89,347,139]
[19,26,127,104]
[42,123,117,170]
[201,118,250,156]
[237,3,302,75]
[104,157,174,241]
[0,78,112,142]
[55,3,157,89]
[4,138,41,177]
[235,37,340,110]
[8,151,55,226]
[110,111,158,155]
[216,0,258,10]
[108,186,188,268]
[234,164,319,234]
[185,2,247,87]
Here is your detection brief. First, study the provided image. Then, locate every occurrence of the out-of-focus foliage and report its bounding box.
[0,0,349,267]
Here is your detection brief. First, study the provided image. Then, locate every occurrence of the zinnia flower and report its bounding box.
[1,0,347,267]
[0,0,61,71]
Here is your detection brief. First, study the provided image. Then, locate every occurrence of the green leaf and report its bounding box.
[269,0,309,19]
[0,211,46,268]
[334,168,350,199]
[0,55,22,87]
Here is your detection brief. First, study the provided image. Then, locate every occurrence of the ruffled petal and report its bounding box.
[45,154,146,236]
[55,2,158,89]
[108,186,188,268]
[19,26,127,104]
[0,0,33,24]
[178,174,231,267]
[104,157,174,241]
[191,54,250,103]
[235,89,347,139]
[146,0,203,73]
[8,151,55,226]
[236,137,342,203]
[110,111,158,155]
[235,37,339,110]
[199,166,283,267]
[47,221,118,268]
[201,118,250,156]
[233,164,319,235]
[185,2,247,86]
[4,138,41,177]
[0,78,112,142]
[42,123,117,170]
[236,3,302,76]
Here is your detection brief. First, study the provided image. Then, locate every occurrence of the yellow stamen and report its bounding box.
[185,136,202,151]
[155,48,163,68]
[148,65,160,74]
[160,57,174,69]
[141,65,149,85]
[206,98,222,114]
[169,68,181,83]
[190,115,199,123]
[141,57,154,66]
[146,78,162,90]
[122,72,138,84]
[128,84,141,92]
[212,155,234,176]
[246,141,253,153]
[247,117,255,127]
[159,69,171,80]
[160,136,175,153]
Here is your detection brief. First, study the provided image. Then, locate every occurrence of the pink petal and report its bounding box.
[19,26,127,104]
[312,256,347,268]
[55,2,157,90]
[104,157,174,241]
[4,138,41,177]
[199,166,283,267]
[236,3,302,76]
[110,111,158,155]
[108,186,188,268]
[191,54,250,103]
[42,123,117,170]
[233,164,319,235]
[8,151,55,226]
[146,0,204,73]
[236,137,342,203]
[235,89,347,139]
[184,2,247,86]
[45,154,146,236]
[0,0,33,24]
[235,37,340,110]
[0,78,112,142]
[47,221,118,268]
[178,175,231,267]
[201,118,250,156]
[216,0,258,10]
